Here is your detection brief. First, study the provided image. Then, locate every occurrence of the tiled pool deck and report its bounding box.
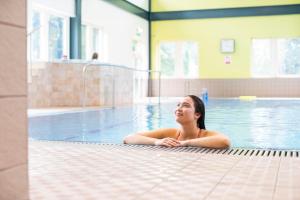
[29,141,300,200]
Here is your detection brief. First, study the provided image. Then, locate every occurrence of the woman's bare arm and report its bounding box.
[181,131,230,148]
[123,128,178,146]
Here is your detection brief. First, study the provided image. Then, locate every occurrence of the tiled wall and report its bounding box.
[28,62,134,108]
[0,1,28,200]
[30,68,300,108]
[151,79,300,97]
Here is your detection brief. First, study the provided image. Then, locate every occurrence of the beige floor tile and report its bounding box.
[206,183,274,200]
[276,157,300,188]
[28,141,300,200]
[273,187,300,200]
[220,166,278,186]
[276,170,300,188]
[235,156,280,169]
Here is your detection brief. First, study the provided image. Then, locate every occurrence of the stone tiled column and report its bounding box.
[0,1,28,200]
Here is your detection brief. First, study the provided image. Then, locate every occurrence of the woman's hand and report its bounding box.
[178,140,190,147]
[154,137,180,147]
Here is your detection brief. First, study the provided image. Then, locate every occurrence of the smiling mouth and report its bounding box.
[176,113,183,116]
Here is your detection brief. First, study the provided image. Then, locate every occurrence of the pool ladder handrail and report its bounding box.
[82,62,161,108]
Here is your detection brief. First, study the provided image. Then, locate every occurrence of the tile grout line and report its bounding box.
[29,141,300,199]
[202,155,243,200]
[271,156,282,200]
[0,20,25,29]
[0,162,27,173]
[134,155,201,199]
[0,94,27,98]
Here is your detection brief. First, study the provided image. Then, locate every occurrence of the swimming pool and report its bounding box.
[28,99,300,150]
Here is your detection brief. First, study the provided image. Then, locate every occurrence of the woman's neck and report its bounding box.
[179,123,199,140]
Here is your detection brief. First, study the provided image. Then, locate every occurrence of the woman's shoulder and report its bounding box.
[156,128,179,135]
[160,128,178,132]
[138,128,178,138]
[200,129,222,137]
[155,128,179,138]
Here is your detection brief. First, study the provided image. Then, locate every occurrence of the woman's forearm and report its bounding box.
[123,134,158,145]
[186,136,230,148]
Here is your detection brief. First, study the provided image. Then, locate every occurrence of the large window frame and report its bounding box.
[251,37,300,78]
[28,5,69,62]
[81,23,106,61]
[157,41,199,79]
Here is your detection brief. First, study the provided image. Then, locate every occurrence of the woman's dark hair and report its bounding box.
[187,95,206,130]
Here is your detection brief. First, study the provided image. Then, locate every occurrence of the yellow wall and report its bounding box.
[152,0,300,12]
[151,14,300,78]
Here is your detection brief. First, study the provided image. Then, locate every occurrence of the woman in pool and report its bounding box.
[123,95,230,149]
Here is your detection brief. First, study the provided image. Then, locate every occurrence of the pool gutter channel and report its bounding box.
[125,145,300,157]
[32,140,299,158]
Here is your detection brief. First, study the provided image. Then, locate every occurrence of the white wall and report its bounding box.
[127,0,149,11]
[82,0,149,70]
[29,0,75,17]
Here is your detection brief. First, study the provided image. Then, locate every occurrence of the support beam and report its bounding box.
[103,0,149,20]
[70,0,82,59]
[151,4,300,21]
[148,0,152,96]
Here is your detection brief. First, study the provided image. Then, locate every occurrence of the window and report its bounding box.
[159,42,175,77]
[251,38,300,77]
[92,28,99,53]
[158,42,199,78]
[28,7,69,61]
[81,25,87,60]
[81,24,105,61]
[31,11,41,60]
[280,38,300,75]
[48,15,64,60]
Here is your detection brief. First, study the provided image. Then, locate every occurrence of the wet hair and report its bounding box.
[187,95,206,130]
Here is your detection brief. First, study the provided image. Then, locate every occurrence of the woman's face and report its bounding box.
[175,96,200,124]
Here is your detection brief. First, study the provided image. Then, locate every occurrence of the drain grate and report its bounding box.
[101,144,300,158]
[31,140,300,158]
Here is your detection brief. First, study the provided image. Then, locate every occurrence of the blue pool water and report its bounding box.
[29,99,300,149]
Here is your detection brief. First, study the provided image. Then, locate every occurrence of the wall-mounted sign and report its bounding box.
[221,39,235,53]
[224,55,232,64]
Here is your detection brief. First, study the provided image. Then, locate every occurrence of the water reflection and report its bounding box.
[146,104,161,130]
